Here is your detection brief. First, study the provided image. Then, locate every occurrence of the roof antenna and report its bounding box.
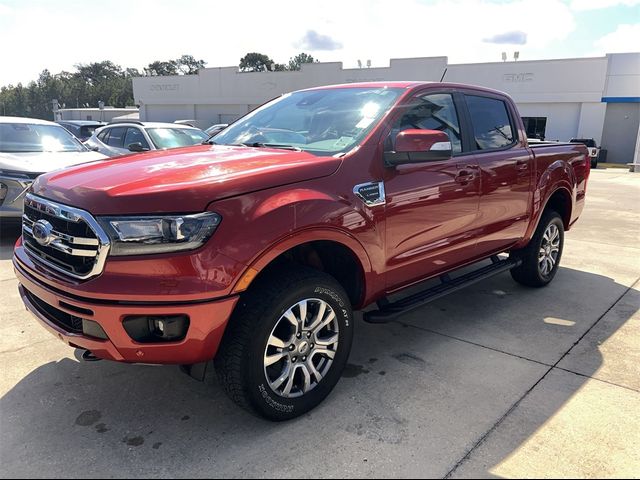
[440,68,448,82]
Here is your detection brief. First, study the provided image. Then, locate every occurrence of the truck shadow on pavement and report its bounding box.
[1,264,637,477]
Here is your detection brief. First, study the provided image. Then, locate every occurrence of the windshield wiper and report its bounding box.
[244,142,302,151]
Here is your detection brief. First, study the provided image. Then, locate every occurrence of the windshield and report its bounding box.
[0,123,87,153]
[147,128,209,149]
[212,87,404,156]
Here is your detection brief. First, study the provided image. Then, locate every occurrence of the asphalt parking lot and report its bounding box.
[0,168,638,478]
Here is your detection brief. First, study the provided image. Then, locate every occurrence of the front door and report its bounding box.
[383,92,480,291]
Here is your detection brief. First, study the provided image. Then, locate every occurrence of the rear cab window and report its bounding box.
[465,95,516,151]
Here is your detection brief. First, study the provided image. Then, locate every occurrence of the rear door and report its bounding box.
[461,93,533,256]
[383,91,481,290]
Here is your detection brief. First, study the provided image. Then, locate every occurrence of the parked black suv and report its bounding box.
[57,121,106,142]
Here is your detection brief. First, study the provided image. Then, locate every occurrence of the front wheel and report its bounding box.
[510,210,564,287]
[214,267,353,421]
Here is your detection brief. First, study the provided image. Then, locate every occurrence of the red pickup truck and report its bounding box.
[13,82,590,420]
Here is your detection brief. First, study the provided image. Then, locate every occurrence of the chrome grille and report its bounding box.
[22,194,110,280]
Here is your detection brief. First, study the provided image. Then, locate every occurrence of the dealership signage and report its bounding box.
[150,84,180,92]
[503,73,534,83]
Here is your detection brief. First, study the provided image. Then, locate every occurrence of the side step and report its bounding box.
[363,256,521,324]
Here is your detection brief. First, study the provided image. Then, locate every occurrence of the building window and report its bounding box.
[522,117,547,140]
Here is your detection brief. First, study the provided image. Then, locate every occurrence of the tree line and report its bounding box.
[0,52,316,120]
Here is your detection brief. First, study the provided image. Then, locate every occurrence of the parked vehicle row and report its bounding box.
[12,82,590,420]
[84,121,209,157]
[1,117,214,220]
[0,117,107,220]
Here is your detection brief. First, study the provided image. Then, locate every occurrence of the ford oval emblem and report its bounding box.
[32,220,54,246]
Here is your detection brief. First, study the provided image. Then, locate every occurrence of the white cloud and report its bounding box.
[0,0,577,86]
[593,23,640,53]
[570,0,640,10]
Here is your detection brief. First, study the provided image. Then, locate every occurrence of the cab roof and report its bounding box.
[299,81,511,98]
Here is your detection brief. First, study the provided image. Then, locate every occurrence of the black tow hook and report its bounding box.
[81,350,102,362]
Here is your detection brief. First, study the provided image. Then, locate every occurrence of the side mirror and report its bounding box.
[384,129,452,166]
[128,142,149,153]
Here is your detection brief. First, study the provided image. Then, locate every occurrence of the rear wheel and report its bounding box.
[510,210,564,287]
[214,266,353,421]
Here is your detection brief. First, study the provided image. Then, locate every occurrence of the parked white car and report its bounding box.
[0,117,107,220]
[85,121,209,158]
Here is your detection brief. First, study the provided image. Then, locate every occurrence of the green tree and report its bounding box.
[288,52,317,71]
[0,54,205,120]
[175,55,206,75]
[239,52,274,72]
[75,61,123,86]
[144,60,179,76]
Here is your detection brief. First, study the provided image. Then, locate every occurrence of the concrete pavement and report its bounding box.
[0,168,638,478]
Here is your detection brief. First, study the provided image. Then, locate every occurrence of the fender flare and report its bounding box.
[232,227,376,305]
[518,182,573,249]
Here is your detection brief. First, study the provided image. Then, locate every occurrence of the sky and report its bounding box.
[0,0,638,86]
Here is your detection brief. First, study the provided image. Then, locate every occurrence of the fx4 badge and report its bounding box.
[353,181,386,207]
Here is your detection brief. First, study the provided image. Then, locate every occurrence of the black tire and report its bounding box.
[214,266,354,421]
[510,210,564,287]
[591,158,598,169]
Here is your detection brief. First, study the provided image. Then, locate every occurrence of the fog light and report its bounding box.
[150,316,188,340]
[123,315,189,343]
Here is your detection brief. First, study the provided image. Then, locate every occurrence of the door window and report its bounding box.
[391,93,462,154]
[97,129,110,143]
[105,127,126,148]
[466,95,515,150]
[124,127,150,149]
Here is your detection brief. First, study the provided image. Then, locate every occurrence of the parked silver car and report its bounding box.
[85,121,209,157]
[0,117,107,220]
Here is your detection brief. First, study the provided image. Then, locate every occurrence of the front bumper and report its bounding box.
[15,261,239,364]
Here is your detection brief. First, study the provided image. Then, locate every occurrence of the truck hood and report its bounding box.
[0,150,107,174]
[31,144,342,214]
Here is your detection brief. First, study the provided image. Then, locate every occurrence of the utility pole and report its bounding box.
[51,99,59,121]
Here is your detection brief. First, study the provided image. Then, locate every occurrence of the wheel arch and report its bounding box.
[233,229,375,309]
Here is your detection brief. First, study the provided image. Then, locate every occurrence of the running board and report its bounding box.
[363,256,521,324]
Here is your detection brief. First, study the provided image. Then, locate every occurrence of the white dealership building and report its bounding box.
[133,52,640,164]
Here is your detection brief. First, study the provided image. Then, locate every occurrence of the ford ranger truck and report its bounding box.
[13,82,590,420]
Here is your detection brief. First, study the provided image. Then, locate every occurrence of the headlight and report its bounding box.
[97,212,221,256]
